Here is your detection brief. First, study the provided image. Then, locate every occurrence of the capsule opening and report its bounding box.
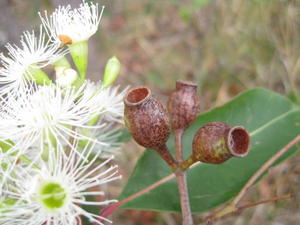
[176,80,197,90]
[125,87,151,105]
[228,126,250,157]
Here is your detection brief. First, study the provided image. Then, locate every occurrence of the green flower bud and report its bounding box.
[102,56,121,88]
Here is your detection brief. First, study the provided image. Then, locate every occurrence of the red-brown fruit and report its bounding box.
[167,80,200,131]
[124,87,171,150]
[192,122,250,164]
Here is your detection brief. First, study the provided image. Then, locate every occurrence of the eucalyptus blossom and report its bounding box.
[0,28,66,97]
[0,142,120,225]
[0,82,124,157]
[0,2,125,225]
[39,1,104,45]
[84,80,127,123]
[39,1,105,78]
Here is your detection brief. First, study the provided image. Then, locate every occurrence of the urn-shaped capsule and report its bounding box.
[124,87,171,150]
[192,122,250,164]
[167,80,200,130]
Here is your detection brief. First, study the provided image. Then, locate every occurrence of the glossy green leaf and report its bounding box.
[119,88,300,213]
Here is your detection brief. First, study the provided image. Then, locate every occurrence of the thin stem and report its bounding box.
[175,129,184,163]
[175,129,194,225]
[155,144,178,171]
[238,194,292,211]
[200,194,292,224]
[232,134,300,206]
[175,172,193,225]
[180,155,197,171]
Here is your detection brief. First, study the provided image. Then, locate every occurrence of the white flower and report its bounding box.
[0,142,120,225]
[39,1,105,44]
[0,28,66,97]
[84,80,127,123]
[73,80,127,156]
[81,121,123,158]
[73,80,127,157]
[0,83,122,156]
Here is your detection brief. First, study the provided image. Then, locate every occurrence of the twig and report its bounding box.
[238,194,292,211]
[175,129,194,225]
[201,194,292,224]
[232,134,300,206]
[175,129,185,162]
[155,144,178,171]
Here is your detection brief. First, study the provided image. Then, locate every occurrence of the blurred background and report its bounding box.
[1,0,300,224]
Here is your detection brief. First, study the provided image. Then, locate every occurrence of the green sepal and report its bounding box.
[69,41,88,79]
[25,67,52,85]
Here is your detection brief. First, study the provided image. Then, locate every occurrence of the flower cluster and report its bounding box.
[0,1,124,224]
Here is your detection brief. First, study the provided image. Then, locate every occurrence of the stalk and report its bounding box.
[175,129,193,225]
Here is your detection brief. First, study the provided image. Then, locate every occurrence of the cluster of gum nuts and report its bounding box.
[123,80,250,171]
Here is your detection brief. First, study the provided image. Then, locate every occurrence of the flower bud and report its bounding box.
[167,80,200,131]
[102,56,121,88]
[124,87,171,150]
[192,122,250,164]
[55,67,79,87]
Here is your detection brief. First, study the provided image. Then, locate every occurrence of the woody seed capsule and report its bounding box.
[167,80,200,131]
[124,87,177,169]
[124,87,170,149]
[192,122,250,164]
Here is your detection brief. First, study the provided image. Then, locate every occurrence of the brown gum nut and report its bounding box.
[124,87,171,150]
[192,122,250,164]
[167,80,200,130]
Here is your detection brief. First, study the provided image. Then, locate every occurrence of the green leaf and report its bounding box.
[119,88,300,213]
